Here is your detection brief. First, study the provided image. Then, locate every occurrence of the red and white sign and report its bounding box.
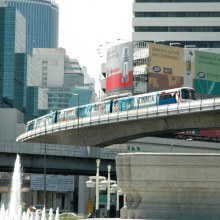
[106,42,133,95]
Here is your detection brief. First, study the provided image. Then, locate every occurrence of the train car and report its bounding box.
[78,100,111,118]
[25,87,196,131]
[26,111,56,132]
[112,87,196,112]
[157,87,196,104]
[55,100,112,122]
[56,106,78,122]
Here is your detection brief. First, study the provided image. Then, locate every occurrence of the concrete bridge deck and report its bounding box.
[17,98,220,147]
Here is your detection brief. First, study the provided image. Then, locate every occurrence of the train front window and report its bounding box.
[27,122,34,131]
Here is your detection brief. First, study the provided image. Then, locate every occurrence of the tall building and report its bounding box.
[47,86,94,111]
[7,0,59,54]
[32,48,65,87]
[82,66,96,92]
[64,57,84,87]
[0,7,26,110]
[133,0,220,48]
[0,0,7,7]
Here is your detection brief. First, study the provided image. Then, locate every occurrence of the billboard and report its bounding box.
[195,51,220,96]
[30,174,75,192]
[147,43,195,92]
[106,42,133,95]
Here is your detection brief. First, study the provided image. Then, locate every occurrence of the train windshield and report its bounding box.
[181,88,196,100]
[27,121,34,131]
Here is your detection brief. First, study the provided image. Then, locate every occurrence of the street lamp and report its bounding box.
[107,165,111,217]
[170,138,192,152]
[100,166,117,218]
[86,159,106,217]
[72,93,79,148]
[96,159,101,217]
[111,182,119,217]
[44,119,47,206]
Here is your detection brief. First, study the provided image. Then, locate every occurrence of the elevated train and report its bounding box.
[26,87,196,132]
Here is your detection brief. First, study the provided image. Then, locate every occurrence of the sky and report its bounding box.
[56,0,133,94]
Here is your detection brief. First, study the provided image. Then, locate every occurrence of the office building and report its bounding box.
[133,0,220,48]
[64,57,84,87]
[47,86,94,111]
[32,48,65,87]
[7,0,59,54]
[0,7,26,111]
[0,0,6,7]
[31,48,96,112]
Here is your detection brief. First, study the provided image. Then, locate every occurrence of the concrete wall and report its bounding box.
[0,108,25,141]
[116,153,220,220]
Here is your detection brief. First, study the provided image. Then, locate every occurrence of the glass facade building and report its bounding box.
[7,0,59,54]
[47,86,94,112]
[26,86,47,121]
[0,7,26,110]
[0,7,47,120]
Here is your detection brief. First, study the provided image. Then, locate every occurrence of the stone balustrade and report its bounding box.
[116,153,220,220]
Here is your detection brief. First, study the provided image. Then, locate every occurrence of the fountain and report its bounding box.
[0,154,60,220]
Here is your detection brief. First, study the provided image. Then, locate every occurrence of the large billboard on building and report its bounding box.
[105,42,133,95]
[194,51,220,96]
[147,43,195,92]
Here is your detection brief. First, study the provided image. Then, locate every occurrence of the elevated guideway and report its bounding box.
[16,98,220,147]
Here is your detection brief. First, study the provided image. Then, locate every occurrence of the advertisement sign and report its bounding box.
[148,73,183,92]
[30,174,75,192]
[147,43,195,91]
[106,42,133,95]
[87,199,93,213]
[148,43,185,77]
[195,51,220,95]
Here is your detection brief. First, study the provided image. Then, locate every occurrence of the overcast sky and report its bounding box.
[56,0,133,93]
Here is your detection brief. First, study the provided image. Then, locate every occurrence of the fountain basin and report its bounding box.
[116,153,220,220]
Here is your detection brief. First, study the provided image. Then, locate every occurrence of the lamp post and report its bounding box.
[111,182,120,218]
[107,165,111,217]
[100,166,116,218]
[86,159,106,217]
[96,159,100,217]
[44,119,47,206]
[72,93,79,148]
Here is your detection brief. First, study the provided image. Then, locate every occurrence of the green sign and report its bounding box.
[195,51,220,82]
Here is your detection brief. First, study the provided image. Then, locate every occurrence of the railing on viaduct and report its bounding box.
[17,98,220,144]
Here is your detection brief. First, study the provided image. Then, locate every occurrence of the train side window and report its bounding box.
[160,93,172,100]
[56,111,61,122]
[65,110,75,120]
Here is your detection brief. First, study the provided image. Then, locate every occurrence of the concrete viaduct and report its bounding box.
[17,98,220,147]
